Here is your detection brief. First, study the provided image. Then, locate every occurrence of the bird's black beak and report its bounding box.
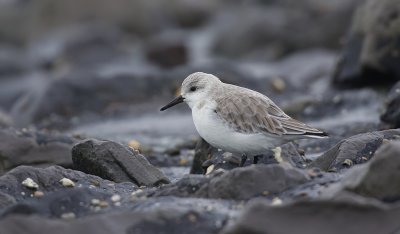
[160,95,184,111]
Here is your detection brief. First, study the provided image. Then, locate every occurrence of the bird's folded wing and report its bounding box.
[215,93,324,136]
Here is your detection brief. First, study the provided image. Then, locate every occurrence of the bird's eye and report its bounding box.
[190,86,197,92]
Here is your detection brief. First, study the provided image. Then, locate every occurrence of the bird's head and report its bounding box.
[160,72,221,111]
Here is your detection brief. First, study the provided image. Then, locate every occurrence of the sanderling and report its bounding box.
[160,72,327,166]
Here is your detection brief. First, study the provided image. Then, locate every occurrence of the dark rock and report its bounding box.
[326,141,400,202]
[1,188,116,218]
[0,128,76,175]
[381,81,400,128]
[72,139,170,186]
[222,199,400,234]
[145,32,188,68]
[167,0,216,28]
[30,25,127,70]
[0,165,136,203]
[0,192,16,210]
[198,141,307,174]
[310,129,400,171]
[152,174,210,197]
[196,164,309,200]
[0,205,227,234]
[212,1,360,59]
[333,0,400,87]
[10,70,175,127]
[190,138,212,174]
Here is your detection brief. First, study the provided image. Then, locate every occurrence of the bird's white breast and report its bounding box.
[191,100,279,155]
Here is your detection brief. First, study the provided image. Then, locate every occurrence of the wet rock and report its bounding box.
[222,199,400,234]
[190,138,212,174]
[167,0,216,28]
[326,141,400,202]
[333,0,400,87]
[30,25,127,70]
[10,70,175,127]
[0,128,76,175]
[72,139,170,186]
[0,204,228,234]
[199,141,307,174]
[0,165,136,201]
[145,32,188,68]
[152,174,210,197]
[310,129,400,171]
[381,81,400,128]
[212,1,360,59]
[0,192,16,210]
[196,164,309,200]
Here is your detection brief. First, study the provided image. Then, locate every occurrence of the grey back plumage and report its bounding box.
[214,84,326,137]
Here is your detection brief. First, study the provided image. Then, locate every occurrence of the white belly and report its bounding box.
[192,104,280,155]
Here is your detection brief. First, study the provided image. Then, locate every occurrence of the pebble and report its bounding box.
[206,165,215,175]
[61,212,76,220]
[33,191,44,197]
[342,159,353,167]
[271,78,286,93]
[111,194,121,203]
[179,158,189,166]
[271,197,283,206]
[272,147,283,163]
[21,178,39,189]
[59,178,75,187]
[128,140,141,150]
[91,199,101,206]
[91,199,108,208]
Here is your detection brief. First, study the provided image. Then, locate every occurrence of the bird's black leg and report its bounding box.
[240,154,247,167]
[253,155,261,164]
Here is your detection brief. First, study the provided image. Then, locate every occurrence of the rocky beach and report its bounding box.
[0,0,400,233]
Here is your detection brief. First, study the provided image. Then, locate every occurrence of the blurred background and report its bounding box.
[0,0,398,167]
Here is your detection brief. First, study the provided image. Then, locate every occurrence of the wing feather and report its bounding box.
[214,85,326,137]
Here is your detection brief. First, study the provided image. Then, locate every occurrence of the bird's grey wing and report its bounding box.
[215,92,325,136]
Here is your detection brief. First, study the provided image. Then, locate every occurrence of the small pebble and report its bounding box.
[361,156,368,161]
[188,213,197,223]
[206,165,215,175]
[59,178,75,187]
[99,201,109,208]
[179,158,189,166]
[342,159,353,167]
[61,212,76,220]
[271,197,283,206]
[271,78,286,93]
[272,147,283,163]
[90,180,100,186]
[111,194,121,203]
[131,189,144,197]
[22,178,39,189]
[91,199,100,205]
[262,191,269,196]
[128,140,141,150]
[33,191,44,198]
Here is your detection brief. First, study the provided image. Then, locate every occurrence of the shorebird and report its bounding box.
[160,72,327,166]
